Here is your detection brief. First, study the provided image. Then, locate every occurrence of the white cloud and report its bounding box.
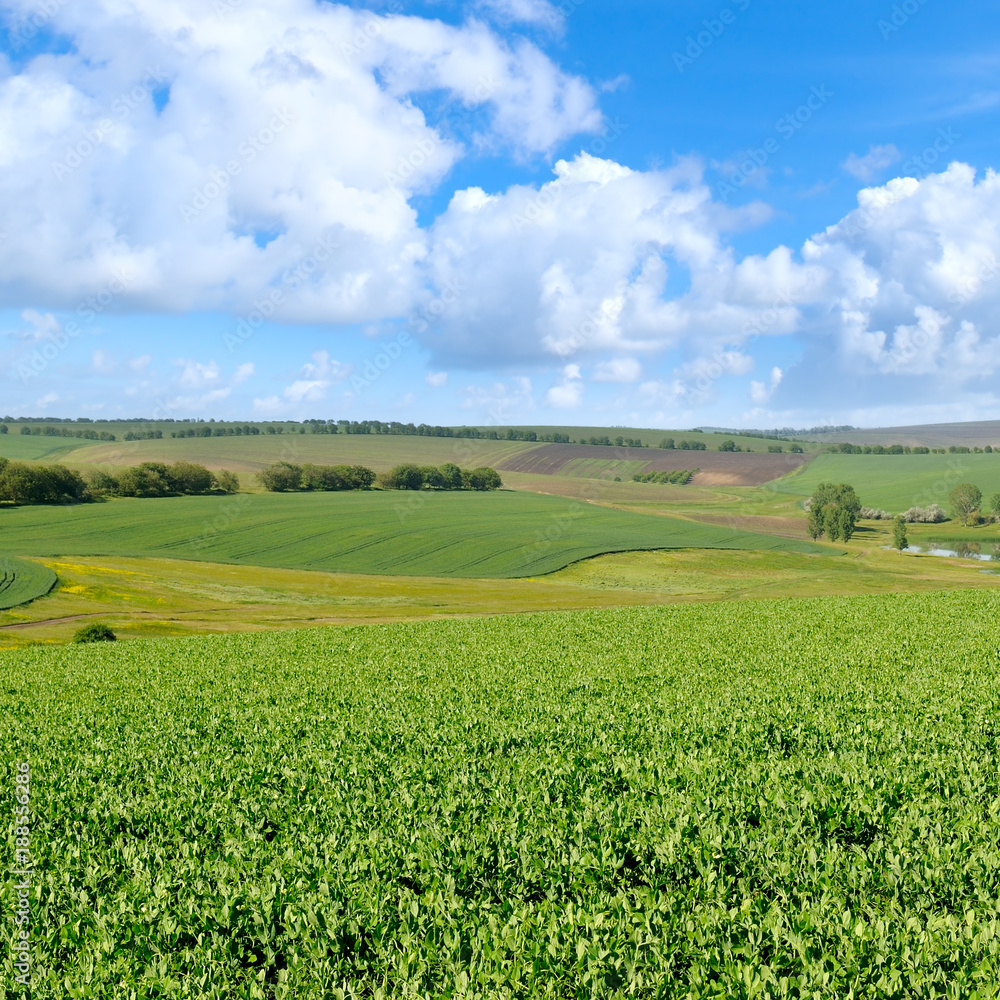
[35,392,59,408]
[843,144,901,181]
[750,366,783,403]
[167,358,255,410]
[477,0,564,30]
[545,363,582,408]
[128,353,152,371]
[426,371,448,387]
[16,310,61,342]
[461,375,534,422]
[593,357,641,382]
[0,0,599,320]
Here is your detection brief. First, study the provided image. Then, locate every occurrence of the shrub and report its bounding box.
[901,504,947,523]
[860,507,892,520]
[213,470,240,494]
[379,464,425,490]
[73,623,117,643]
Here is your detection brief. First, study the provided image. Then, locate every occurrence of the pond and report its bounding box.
[885,541,1000,562]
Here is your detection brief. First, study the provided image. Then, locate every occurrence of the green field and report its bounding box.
[0,491,827,579]
[59,434,535,475]
[0,555,56,609]
[771,452,1000,512]
[5,591,1000,995]
[0,435,99,461]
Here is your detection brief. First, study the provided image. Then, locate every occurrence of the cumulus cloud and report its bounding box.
[842,144,901,181]
[477,0,564,31]
[0,0,599,320]
[168,358,255,409]
[426,371,448,387]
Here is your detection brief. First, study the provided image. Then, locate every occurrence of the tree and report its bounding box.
[990,492,1000,521]
[807,483,861,541]
[257,462,303,492]
[892,516,908,551]
[949,483,982,526]
[214,470,240,493]
[167,461,214,494]
[468,468,503,491]
[439,463,464,490]
[718,439,737,452]
[380,464,425,490]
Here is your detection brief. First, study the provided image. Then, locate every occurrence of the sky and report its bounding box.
[2,0,1000,430]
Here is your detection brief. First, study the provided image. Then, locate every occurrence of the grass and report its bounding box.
[770,452,1000,511]
[0,435,100,461]
[5,591,1000,994]
[0,490,828,579]
[3,539,997,647]
[0,555,56,609]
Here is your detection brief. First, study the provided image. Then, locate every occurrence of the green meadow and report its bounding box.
[770,452,1000,512]
[0,490,828,579]
[0,555,56,609]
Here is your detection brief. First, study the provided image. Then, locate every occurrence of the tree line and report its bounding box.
[0,459,239,504]
[632,469,699,485]
[256,463,377,492]
[378,464,503,491]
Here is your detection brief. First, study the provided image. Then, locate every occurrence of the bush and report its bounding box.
[0,460,89,504]
[73,623,117,643]
[860,507,893,520]
[379,464,425,490]
[213,470,240,494]
[901,504,947,524]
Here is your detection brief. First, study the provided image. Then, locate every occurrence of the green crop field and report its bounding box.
[0,435,99,462]
[5,591,1000,996]
[59,434,536,475]
[0,556,56,609]
[0,491,826,579]
[771,452,1000,512]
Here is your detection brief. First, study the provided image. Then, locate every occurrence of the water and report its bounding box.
[883,542,1000,562]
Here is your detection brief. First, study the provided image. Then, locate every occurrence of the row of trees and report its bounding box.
[659,438,707,451]
[0,458,239,504]
[257,463,376,492]
[1,425,116,441]
[378,464,503,491]
[632,469,698,485]
[0,459,88,504]
[88,462,239,498]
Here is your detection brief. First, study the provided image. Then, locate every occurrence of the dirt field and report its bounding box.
[497,445,809,486]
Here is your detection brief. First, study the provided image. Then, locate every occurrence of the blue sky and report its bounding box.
[2,0,1000,428]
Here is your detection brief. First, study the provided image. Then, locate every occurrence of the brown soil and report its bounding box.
[497,445,809,487]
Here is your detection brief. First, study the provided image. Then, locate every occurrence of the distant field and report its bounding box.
[806,420,1000,449]
[0,491,828,578]
[771,453,1000,511]
[0,555,56,609]
[500,444,808,486]
[0,435,99,461]
[61,434,535,475]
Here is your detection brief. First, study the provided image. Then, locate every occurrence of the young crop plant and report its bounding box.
[5,591,1000,995]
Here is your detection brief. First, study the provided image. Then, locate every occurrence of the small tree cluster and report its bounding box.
[256,463,376,492]
[88,462,239,498]
[949,483,983,526]
[378,464,502,491]
[632,469,698,485]
[860,507,893,520]
[807,482,861,542]
[0,459,87,504]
